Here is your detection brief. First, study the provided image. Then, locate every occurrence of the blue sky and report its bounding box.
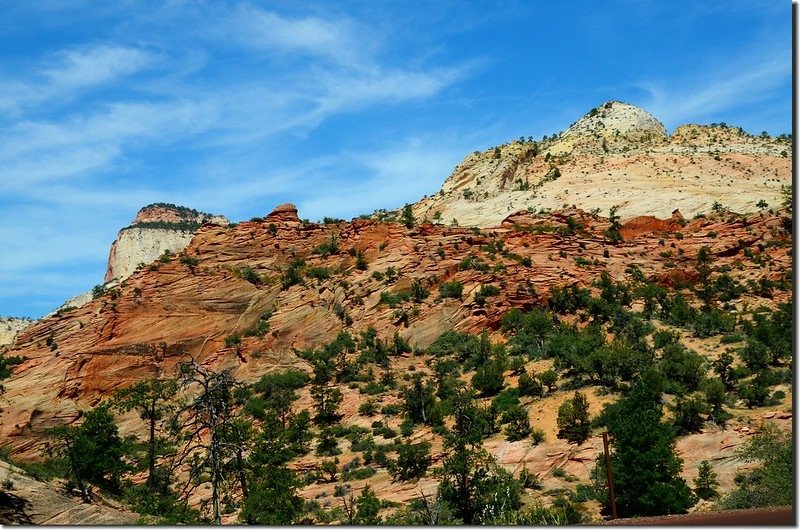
[0,1,791,318]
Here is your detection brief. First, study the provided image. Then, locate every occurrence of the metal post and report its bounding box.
[603,431,618,520]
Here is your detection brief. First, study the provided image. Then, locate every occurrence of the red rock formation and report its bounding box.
[0,206,791,519]
[265,202,300,223]
[3,207,790,461]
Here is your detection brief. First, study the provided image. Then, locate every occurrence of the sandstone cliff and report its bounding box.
[413,101,790,227]
[0,200,791,513]
[104,203,229,283]
[0,101,792,523]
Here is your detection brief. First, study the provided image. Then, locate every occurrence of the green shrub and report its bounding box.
[179,253,199,268]
[474,284,500,306]
[410,280,430,302]
[390,440,431,481]
[518,372,544,397]
[380,403,402,416]
[314,235,340,257]
[472,360,505,396]
[502,405,531,441]
[239,265,263,285]
[306,266,331,280]
[244,319,269,338]
[281,259,305,289]
[438,280,463,299]
[225,334,242,348]
[530,428,545,444]
[491,387,520,414]
[379,290,410,307]
[358,400,378,416]
[718,424,791,509]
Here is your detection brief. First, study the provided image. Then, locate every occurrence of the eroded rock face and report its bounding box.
[2,207,790,460]
[104,203,229,282]
[555,100,668,153]
[413,102,790,227]
[0,203,791,519]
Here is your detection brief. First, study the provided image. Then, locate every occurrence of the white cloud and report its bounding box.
[0,4,472,317]
[297,140,464,220]
[0,100,217,189]
[639,47,788,128]
[229,4,367,68]
[0,44,155,113]
[44,45,154,90]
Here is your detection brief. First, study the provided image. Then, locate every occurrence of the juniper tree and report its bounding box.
[47,404,126,500]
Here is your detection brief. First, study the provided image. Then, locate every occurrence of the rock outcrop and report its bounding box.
[265,202,300,224]
[553,100,668,154]
[2,206,790,456]
[0,460,136,524]
[413,101,790,227]
[104,203,229,283]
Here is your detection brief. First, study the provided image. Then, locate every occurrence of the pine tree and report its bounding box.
[599,370,696,517]
[556,391,592,444]
[402,203,415,228]
[603,206,624,243]
[112,378,178,487]
[693,461,719,500]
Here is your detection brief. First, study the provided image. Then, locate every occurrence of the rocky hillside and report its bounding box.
[412,101,790,227]
[104,203,229,283]
[0,102,792,523]
[0,197,791,520]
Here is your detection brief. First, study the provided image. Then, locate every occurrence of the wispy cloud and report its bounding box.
[44,45,154,90]
[636,38,788,129]
[0,100,217,191]
[297,139,465,220]
[0,4,470,317]
[228,5,367,68]
[0,44,155,113]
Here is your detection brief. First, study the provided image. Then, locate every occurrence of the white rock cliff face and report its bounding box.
[105,227,196,282]
[0,317,33,348]
[103,204,229,283]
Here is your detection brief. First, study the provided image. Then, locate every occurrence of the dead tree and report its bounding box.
[170,358,249,525]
